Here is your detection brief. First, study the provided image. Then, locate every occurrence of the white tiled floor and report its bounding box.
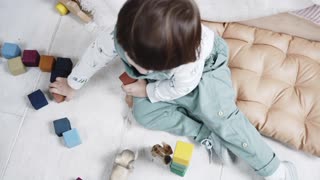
[0,1,320,180]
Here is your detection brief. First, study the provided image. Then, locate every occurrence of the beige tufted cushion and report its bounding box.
[203,22,320,156]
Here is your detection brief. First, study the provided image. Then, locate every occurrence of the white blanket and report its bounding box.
[80,0,315,28]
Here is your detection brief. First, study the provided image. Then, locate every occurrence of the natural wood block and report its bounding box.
[7,56,26,76]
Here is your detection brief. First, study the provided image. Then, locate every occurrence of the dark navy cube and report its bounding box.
[54,57,73,73]
[63,128,82,148]
[53,117,71,137]
[50,57,73,83]
[27,89,48,110]
[50,69,70,83]
[2,42,21,59]
[22,50,40,66]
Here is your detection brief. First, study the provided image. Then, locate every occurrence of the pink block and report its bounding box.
[22,50,40,67]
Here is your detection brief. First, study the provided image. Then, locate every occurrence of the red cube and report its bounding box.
[22,50,40,67]
[119,72,137,85]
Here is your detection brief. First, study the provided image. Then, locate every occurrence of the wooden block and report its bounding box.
[7,56,26,76]
[27,89,48,110]
[58,0,92,23]
[172,141,194,166]
[39,55,55,72]
[50,57,73,83]
[53,117,71,137]
[119,72,137,85]
[170,166,187,177]
[170,161,188,172]
[54,57,73,72]
[22,50,40,67]
[2,42,21,59]
[63,129,82,148]
[52,93,65,103]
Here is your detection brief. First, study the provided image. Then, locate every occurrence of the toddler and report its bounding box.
[49,0,298,179]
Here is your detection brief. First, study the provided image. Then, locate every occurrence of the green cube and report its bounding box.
[7,56,26,76]
[170,161,188,172]
[170,166,187,177]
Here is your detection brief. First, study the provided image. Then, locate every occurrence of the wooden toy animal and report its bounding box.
[110,149,137,180]
[56,0,92,23]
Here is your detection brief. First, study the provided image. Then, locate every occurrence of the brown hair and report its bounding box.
[116,0,201,71]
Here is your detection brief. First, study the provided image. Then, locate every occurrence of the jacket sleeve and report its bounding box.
[67,27,118,90]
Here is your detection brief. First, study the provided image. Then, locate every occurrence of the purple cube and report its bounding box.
[22,50,40,67]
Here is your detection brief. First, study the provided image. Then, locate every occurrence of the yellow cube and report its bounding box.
[56,3,69,16]
[172,141,194,166]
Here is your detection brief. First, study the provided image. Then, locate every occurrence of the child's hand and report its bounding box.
[122,79,147,98]
[125,95,133,108]
[49,77,75,101]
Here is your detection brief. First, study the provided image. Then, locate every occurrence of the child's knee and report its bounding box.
[132,98,152,127]
[132,106,147,126]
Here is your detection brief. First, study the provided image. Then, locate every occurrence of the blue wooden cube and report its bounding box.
[2,43,21,59]
[53,118,71,137]
[27,89,48,110]
[63,129,82,148]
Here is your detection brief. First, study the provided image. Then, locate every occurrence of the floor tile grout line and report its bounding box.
[0,16,63,180]
[0,111,23,118]
[47,16,62,54]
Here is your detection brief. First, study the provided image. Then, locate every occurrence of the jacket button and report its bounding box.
[242,142,248,148]
[218,111,224,117]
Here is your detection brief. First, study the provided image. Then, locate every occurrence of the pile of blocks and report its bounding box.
[1,42,74,106]
[170,141,194,177]
[1,42,56,75]
[53,117,82,148]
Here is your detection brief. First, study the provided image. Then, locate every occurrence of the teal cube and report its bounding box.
[170,161,188,172]
[170,166,187,177]
[62,129,81,148]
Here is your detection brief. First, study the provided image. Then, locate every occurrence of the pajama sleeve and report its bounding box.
[67,27,118,90]
[146,60,205,103]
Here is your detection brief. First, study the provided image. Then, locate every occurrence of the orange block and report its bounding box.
[39,55,55,72]
[52,93,65,103]
[119,72,137,85]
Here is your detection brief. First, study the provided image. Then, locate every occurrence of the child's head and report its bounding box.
[116,0,201,71]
